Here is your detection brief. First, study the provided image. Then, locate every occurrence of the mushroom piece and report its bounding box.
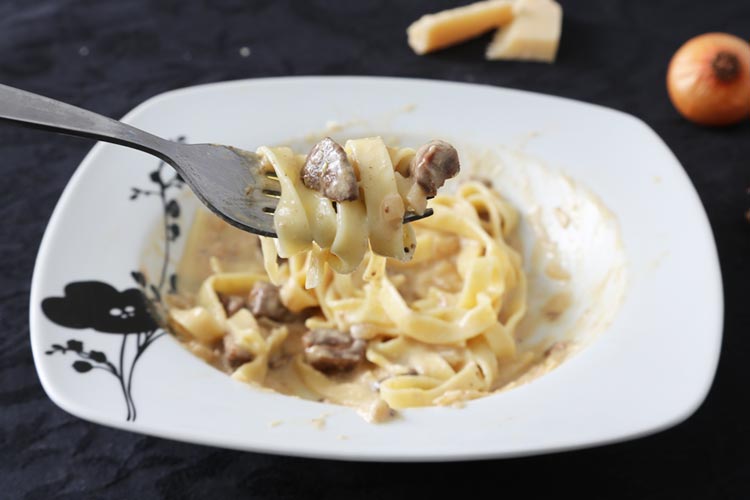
[300,137,359,202]
[410,140,460,196]
[302,328,366,374]
[222,334,254,370]
[248,281,288,321]
[219,294,246,317]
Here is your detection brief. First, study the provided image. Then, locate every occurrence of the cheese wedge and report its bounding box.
[407,0,515,55]
[485,0,562,62]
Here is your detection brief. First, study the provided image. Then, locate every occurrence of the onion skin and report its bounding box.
[667,33,750,126]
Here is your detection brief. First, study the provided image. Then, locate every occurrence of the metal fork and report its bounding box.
[0,83,432,237]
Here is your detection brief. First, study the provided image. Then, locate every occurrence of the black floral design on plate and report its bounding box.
[42,137,186,421]
[129,135,186,296]
[42,283,162,421]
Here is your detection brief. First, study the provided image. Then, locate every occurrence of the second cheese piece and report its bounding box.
[407,0,515,55]
[485,0,562,62]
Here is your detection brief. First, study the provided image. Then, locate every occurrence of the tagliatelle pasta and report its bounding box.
[167,137,529,422]
[262,137,425,280]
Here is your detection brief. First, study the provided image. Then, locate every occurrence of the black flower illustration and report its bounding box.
[43,281,164,421]
[42,282,157,334]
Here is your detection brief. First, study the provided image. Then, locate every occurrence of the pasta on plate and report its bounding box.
[167,136,529,422]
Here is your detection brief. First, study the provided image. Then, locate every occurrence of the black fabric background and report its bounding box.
[1,1,749,498]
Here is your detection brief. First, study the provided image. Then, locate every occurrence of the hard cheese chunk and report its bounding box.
[407,0,515,55]
[486,0,562,62]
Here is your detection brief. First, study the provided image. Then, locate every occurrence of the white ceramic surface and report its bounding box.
[29,77,723,461]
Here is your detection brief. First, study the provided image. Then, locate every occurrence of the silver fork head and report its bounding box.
[168,143,280,236]
[167,143,433,237]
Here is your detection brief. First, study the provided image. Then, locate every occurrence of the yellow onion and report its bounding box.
[667,33,750,126]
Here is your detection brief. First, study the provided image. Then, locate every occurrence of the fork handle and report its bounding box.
[0,83,173,161]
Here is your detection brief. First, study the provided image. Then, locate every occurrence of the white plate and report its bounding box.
[29,77,723,461]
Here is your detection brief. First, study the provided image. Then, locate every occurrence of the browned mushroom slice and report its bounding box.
[248,281,288,321]
[301,137,359,202]
[410,140,461,196]
[222,334,254,370]
[302,328,366,374]
[219,294,246,317]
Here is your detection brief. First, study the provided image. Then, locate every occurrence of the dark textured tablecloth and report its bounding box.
[1,1,748,498]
